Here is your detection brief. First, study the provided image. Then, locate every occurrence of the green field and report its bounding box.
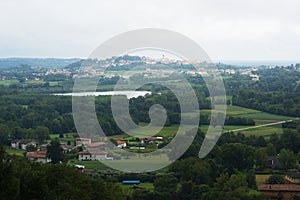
[49,81,60,86]
[24,80,45,85]
[201,105,260,116]
[236,112,294,121]
[201,105,293,121]
[125,124,180,138]
[6,148,25,156]
[0,79,19,86]
[117,182,154,196]
[68,154,170,172]
[256,174,271,185]
[68,160,110,170]
[235,126,284,137]
[49,134,60,139]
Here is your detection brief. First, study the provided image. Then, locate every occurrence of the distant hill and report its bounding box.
[0,58,80,69]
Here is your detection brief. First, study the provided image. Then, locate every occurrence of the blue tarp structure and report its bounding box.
[122,180,140,184]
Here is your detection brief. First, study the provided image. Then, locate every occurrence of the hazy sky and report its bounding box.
[1,0,300,62]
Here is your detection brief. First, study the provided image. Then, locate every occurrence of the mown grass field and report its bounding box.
[6,148,26,156]
[117,182,154,191]
[256,174,271,185]
[119,124,181,139]
[236,112,294,121]
[68,160,109,170]
[201,105,260,116]
[108,125,180,141]
[24,80,45,85]
[68,154,170,172]
[236,126,284,138]
[0,79,19,86]
[201,105,293,120]
[117,182,154,197]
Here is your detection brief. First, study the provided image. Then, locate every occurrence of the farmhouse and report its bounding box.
[268,156,281,169]
[76,138,92,146]
[11,140,36,150]
[258,184,300,200]
[39,143,50,151]
[117,140,126,148]
[286,172,300,184]
[26,151,51,163]
[11,139,20,148]
[78,150,108,161]
[140,137,156,144]
[61,145,76,154]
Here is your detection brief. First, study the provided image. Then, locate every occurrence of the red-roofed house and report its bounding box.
[117,141,127,148]
[26,151,51,163]
[76,138,92,146]
[78,150,108,161]
[87,142,106,148]
[258,184,300,200]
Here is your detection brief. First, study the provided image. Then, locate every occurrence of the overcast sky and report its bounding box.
[0,0,300,62]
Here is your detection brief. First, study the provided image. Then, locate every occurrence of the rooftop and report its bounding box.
[78,150,107,155]
[87,142,106,147]
[26,151,47,159]
[258,184,300,192]
[286,172,300,178]
[76,138,91,141]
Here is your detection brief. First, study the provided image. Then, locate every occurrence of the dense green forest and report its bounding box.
[0,146,124,200]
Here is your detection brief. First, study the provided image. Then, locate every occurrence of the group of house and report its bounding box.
[11,139,37,150]
[11,136,165,164]
[123,136,165,149]
[76,136,165,161]
[10,137,112,163]
[76,138,115,161]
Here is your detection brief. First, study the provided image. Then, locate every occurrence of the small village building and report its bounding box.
[286,172,300,184]
[117,141,126,148]
[140,137,156,145]
[76,138,92,146]
[74,164,85,172]
[11,139,20,149]
[258,184,300,200]
[61,145,76,154]
[268,156,281,169]
[78,150,108,161]
[19,140,37,150]
[11,140,36,150]
[39,143,50,151]
[26,151,51,163]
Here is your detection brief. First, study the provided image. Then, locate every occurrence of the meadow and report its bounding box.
[0,79,19,86]
[6,148,26,156]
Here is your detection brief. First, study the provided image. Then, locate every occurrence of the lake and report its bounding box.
[54,91,151,99]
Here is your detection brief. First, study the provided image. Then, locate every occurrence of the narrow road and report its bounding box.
[227,119,294,133]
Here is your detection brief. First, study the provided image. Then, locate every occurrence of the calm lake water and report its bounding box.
[54,91,151,99]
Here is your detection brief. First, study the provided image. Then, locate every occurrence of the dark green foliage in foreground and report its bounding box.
[47,138,64,164]
[266,174,285,184]
[0,146,124,200]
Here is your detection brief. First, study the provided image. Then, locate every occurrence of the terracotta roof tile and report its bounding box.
[258,184,300,192]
